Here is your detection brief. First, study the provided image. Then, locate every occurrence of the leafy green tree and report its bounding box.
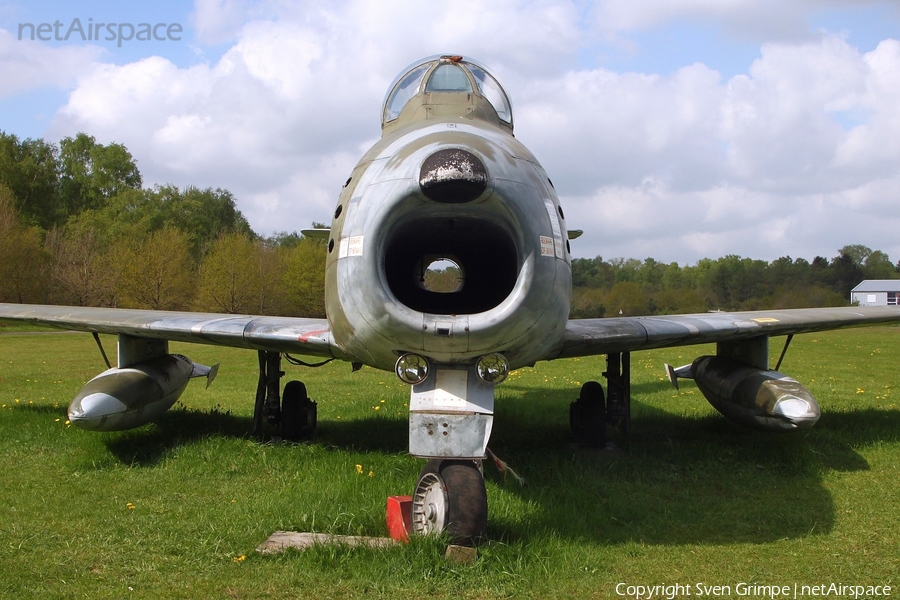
[770,285,846,309]
[605,281,648,316]
[142,185,254,256]
[0,184,51,303]
[611,257,642,284]
[45,222,117,307]
[115,227,195,310]
[0,132,62,228]
[279,238,326,317]
[637,257,664,288]
[683,258,716,291]
[194,233,261,314]
[653,287,709,315]
[863,250,896,280]
[570,286,605,318]
[59,133,142,216]
[710,255,770,309]
[64,185,254,259]
[267,231,304,249]
[571,256,614,288]
[254,240,284,315]
[660,262,686,290]
[829,251,864,299]
[837,244,872,268]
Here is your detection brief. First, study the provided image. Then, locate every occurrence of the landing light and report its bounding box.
[395,353,430,385]
[476,353,509,384]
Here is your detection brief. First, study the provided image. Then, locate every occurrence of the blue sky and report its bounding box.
[2,0,900,264]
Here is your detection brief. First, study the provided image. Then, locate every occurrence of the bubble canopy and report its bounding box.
[382,55,513,128]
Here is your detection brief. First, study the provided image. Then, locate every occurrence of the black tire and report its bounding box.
[570,380,607,447]
[281,380,316,441]
[412,459,487,546]
[418,458,443,480]
[441,460,488,546]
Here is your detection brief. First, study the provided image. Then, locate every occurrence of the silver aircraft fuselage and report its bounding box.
[324,56,572,372]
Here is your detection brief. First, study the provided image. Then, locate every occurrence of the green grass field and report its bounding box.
[1,328,898,599]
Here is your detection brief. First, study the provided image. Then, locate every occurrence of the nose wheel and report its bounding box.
[411,459,487,546]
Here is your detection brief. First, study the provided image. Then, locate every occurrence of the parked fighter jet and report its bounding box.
[2,55,899,545]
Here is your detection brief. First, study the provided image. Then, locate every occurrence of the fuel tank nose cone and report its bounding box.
[773,396,820,429]
[68,392,126,430]
[419,148,487,203]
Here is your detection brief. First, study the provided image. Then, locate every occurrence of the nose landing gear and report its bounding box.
[411,459,487,546]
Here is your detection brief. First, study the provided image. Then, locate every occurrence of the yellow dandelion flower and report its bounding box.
[355,464,363,474]
[126,502,135,510]
[374,405,381,411]
[368,471,374,477]
[233,555,246,563]
[55,418,60,422]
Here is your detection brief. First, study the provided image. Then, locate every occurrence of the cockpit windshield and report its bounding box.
[467,64,512,124]
[382,55,513,127]
[425,64,473,93]
[383,63,430,122]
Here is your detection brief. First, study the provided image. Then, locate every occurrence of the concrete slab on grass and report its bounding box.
[257,531,400,554]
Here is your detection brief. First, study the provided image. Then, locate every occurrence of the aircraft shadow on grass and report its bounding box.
[483,383,900,547]
[70,381,900,548]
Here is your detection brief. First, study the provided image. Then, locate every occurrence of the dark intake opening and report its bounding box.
[384,216,518,314]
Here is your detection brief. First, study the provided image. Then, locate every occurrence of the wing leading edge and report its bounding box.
[0,303,340,358]
[4,304,898,361]
[557,306,900,359]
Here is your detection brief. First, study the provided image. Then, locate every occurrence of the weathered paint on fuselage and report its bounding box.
[324,60,572,372]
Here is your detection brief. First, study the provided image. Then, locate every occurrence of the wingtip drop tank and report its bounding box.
[666,355,821,431]
[68,353,217,431]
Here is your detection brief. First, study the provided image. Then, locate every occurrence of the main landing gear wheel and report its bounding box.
[411,459,487,546]
[570,380,607,447]
[280,380,317,442]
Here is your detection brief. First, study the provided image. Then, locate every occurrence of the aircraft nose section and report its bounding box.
[419,148,487,203]
[772,396,820,429]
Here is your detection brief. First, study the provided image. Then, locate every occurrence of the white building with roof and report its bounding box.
[850,280,900,306]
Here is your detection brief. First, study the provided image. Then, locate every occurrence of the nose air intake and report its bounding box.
[384,217,518,315]
[419,149,487,203]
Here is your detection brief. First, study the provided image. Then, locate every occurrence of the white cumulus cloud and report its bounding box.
[33,0,900,263]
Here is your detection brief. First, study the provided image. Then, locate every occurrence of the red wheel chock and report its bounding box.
[386,495,413,543]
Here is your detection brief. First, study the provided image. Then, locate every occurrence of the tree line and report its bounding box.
[2,130,897,319]
[0,131,325,317]
[571,246,900,318]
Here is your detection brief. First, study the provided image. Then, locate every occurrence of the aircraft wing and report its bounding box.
[0,303,340,358]
[556,306,900,359]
